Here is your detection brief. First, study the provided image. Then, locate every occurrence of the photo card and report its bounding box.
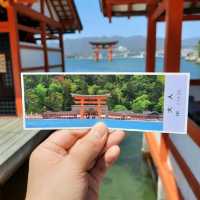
[21,72,190,134]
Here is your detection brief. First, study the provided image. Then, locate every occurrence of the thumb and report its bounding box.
[68,123,108,171]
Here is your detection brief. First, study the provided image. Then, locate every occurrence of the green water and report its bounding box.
[100,133,156,200]
[66,58,162,199]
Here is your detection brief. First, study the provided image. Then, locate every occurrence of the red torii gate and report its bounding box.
[89,41,118,61]
[72,94,110,118]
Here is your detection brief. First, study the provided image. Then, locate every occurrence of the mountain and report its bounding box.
[63,36,199,56]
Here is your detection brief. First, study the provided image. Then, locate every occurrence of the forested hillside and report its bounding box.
[24,75,164,114]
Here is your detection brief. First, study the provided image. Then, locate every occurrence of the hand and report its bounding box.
[25,123,125,200]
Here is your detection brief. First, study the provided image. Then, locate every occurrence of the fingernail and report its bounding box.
[90,122,107,140]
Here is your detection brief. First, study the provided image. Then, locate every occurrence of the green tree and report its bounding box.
[88,85,100,95]
[25,90,42,114]
[112,105,127,112]
[62,79,73,111]
[44,92,64,112]
[154,96,164,113]
[131,94,151,113]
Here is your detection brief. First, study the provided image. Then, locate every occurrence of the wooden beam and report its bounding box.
[111,10,146,16]
[45,0,54,20]
[190,79,200,85]
[184,7,200,15]
[146,4,156,72]
[35,36,59,40]
[188,118,200,148]
[41,22,48,72]
[62,18,79,26]
[40,0,49,72]
[168,137,200,200]
[106,2,113,22]
[164,0,184,72]
[16,0,36,4]
[58,0,68,20]
[40,0,48,72]
[159,134,170,163]
[14,3,62,29]
[145,133,182,200]
[17,24,41,34]
[59,33,65,72]
[68,0,81,30]
[158,14,200,21]
[0,22,9,32]
[152,0,166,20]
[7,3,22,116]
[182,14,200,21]
[47,47,61,52]
[20,44,43,50]
[21,65,62,72]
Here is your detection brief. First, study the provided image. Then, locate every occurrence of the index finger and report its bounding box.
[41,129,90,151]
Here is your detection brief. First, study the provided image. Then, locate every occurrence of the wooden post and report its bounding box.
[7,2,23,116]
[164,0,184,72]
[146,4,157,72]
[40,0,48,72]
[41,22,48,72]
[59,33,65,72]
[160,134,170,163]
[161,0,184,163]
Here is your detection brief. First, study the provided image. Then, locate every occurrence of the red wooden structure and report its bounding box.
[72,94,110,118]
[89,41,118,61]
[0,0,82,116]
[100,1,200,200]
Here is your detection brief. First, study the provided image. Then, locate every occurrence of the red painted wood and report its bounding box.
[14,3,62,29]
[17,24,41,34]
[21,65,61,72]
[7,3,23,116]
[188,118,200,148]
[0,22,9,32]
[152,0,166,20]
[164,0,184,72]
[146,4,157,72]
[168,137,200,200]
[145,133,183,200]
[190,79,200,85]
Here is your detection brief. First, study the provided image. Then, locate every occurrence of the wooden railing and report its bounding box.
[19,42,62,72]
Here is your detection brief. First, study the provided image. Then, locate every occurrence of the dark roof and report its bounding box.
[49,0,83,33]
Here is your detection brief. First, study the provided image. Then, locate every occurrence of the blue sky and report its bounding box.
[65,0,200,39]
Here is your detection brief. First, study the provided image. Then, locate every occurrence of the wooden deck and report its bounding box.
[0,117,51,185]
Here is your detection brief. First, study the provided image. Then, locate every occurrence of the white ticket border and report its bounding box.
[21,72,190,134]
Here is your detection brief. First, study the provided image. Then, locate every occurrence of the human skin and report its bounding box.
[25,123,125,200]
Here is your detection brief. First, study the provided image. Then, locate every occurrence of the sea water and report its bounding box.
[66,57,200,79]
